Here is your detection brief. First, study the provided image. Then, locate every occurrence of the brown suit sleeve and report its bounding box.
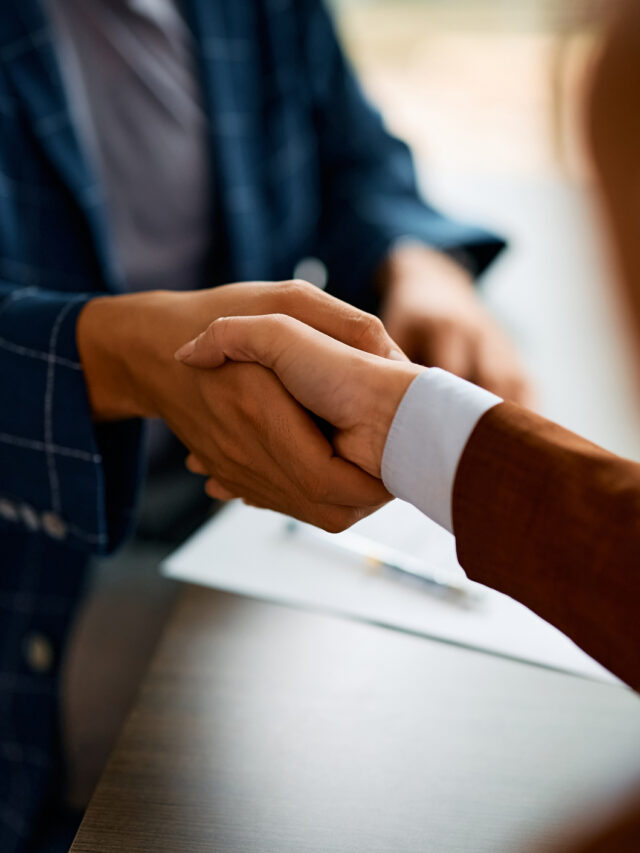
[452,401,640,692]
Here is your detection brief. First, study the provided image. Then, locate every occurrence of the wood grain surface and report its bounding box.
[71,586,640,853]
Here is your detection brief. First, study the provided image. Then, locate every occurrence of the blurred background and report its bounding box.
[329,0,640,461]
[331,0,601,179]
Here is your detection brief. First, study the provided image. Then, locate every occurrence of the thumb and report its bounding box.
[175,313,307,370]
[174,314,376,425]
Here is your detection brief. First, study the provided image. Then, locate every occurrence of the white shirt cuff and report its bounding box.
[381,369,502,532]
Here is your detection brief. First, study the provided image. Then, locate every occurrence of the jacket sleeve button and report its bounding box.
[23,632,55,675]
[0,498,18,522]
[41,511,68,541]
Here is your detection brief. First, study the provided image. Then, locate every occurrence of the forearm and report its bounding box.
[453,403,640,690]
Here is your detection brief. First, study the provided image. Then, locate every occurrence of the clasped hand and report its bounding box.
[79,257,530,532]
[78,279,405,532]
[173,287,425,530]
[165,282,411,532]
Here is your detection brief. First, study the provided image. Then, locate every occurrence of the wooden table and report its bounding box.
[71,585,640,853]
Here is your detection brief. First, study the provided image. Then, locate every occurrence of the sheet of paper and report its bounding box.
[163,499,619,686]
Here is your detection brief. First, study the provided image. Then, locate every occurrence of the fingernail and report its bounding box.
[389,347,409,362]
[174,338,197,362]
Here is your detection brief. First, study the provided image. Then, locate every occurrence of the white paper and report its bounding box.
[163,499,619,686]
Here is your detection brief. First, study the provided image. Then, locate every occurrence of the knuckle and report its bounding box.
[268,312,295,332]
[200,320,219,349]
[206,454,230,481]
[278,279,313,304]
[210,430,251,474]
[351,312,387,351]
[227,362,263,412]
[202,321,216,341]
[368,313,386,334]
[217,451,242,477]
[365,313,386,338]
[432,318,459,341]
[318,508,353,535]
[288,278,312,290]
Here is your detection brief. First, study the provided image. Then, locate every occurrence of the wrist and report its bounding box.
[378,243,474,302]
[76,290,198,421]
[341,361,425,478]
[373,362,426,465]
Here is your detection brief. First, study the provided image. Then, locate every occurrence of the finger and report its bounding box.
[243,492,388,534]
[178,314,288,369]
[232,386,391,508]
[299,501,388,534]
[250,380,391,507]
[423,327,473,378]
[308,454,391,507]
[324,501,390,532]
[175,281,407,365]
[202,431,391,529]
[242,497,265,510]
[191,371,389,510]
[208,469,385,531]
[185,453,208,475]
[237,469,390,519]
[204,478,237,502]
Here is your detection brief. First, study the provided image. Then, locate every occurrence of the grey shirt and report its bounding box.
[46,0,212,293]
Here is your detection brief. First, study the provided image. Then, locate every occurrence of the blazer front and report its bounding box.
[0,0,502,847]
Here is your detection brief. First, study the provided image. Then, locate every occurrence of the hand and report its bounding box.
[176,313,424,482]
[378,244,535,406]
[77,280,399,531]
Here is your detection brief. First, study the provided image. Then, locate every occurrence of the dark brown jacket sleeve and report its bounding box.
[452,401,640,692]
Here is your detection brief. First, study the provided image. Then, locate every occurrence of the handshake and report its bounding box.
[79,280,427,532]
[173,283,426,530]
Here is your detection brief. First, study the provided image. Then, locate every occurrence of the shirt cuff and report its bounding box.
[381,368,502,532]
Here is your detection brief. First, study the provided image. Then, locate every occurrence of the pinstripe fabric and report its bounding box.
[0,0,502,848]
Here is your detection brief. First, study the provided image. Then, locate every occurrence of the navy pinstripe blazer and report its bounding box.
[0,0,502,848]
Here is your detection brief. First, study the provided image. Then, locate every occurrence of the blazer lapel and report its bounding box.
[0,1,118,290]
[182,0,270,282]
